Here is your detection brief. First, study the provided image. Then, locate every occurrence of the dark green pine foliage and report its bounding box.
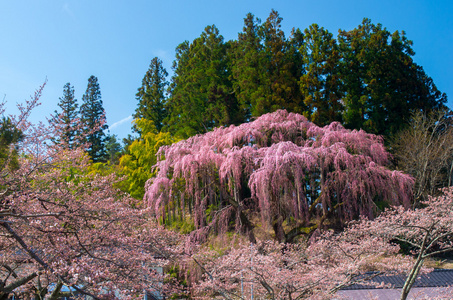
[230,10,305,119]
[104,134,122,164]
[159,12,447,141]
[300,24,343,126]
[134,57,168,133]
[0,117,23,170]
[230,13,264,120]
[165,25,241,138]
[80,75,108,162]
[51,83,79,149]
[260,10,305,115]
[338,18,447,137]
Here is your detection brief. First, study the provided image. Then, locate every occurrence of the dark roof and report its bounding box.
[343,269,453,290]
[337,287,453,299]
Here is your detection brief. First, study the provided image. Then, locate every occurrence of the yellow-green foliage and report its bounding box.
[120,118,179,200]
[168,216,195,234]
[88,161,122,176]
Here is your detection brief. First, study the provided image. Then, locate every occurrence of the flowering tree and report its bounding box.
[187,225,413,299]
[0,85,182,299]
[145,110,414,243]
[361,187,453,300]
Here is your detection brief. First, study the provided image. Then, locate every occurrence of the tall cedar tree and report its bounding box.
[50,83,79,149]
[338,18,447,137]
[165,25,241,138]
[230,13,263,121]
[260,10,304,114]
[300,24,343,126]
[230,10,305,119]
[134,57,168,133]
[80,75,108,162]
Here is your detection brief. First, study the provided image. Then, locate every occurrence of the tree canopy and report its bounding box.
[145,110,414,243]
[338,18,447,136]
[300,24,343,126]
[142,12,447,141]
[229,10,305,119]
[165,25,241,138]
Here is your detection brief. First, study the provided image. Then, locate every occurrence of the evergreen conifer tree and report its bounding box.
[338,18,447,136]
[165,25,241,138]
[134,57,168,133]
[80,75,108,162]
[51,83,79,149]
[230,10,305,119]
[104,134,122,164]
[300,24,343,126]
[0,117,23,170]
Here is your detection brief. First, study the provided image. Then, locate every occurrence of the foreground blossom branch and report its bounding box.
[0,85,183,299]
[187,227,413,299]
[356,187,453,300]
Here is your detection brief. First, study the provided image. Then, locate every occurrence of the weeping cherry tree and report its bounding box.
[145,110,413,243]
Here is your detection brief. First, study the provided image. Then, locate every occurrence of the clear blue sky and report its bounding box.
[1,0,452,142]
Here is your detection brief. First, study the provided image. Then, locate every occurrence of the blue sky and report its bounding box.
[0,1,452,142]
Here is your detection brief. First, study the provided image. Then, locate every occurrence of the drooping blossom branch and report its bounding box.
[145,110,414,243]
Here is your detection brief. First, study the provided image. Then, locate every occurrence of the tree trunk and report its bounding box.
[401,226,432,300]
[272,216,286,243]
[45,281,63,300]
[400,257,424,300]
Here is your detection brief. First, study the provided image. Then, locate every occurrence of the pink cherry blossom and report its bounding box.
[0,84,183,299]
[146,109,414,243]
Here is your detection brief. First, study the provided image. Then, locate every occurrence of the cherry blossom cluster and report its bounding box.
[146,109,414,243]
[0,85,183,299]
